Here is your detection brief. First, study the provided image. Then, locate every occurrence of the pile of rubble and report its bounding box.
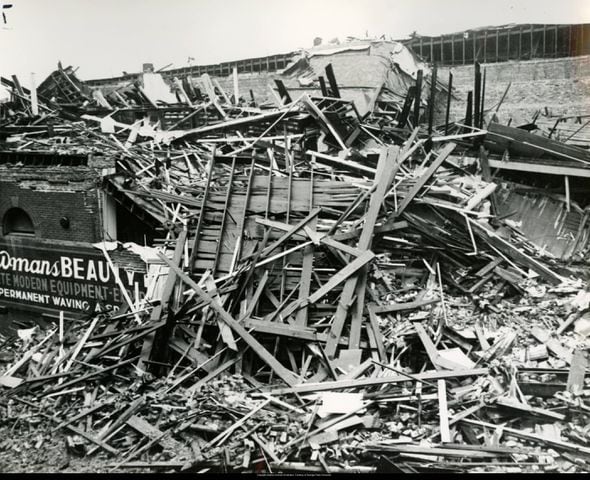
[1,57,590,473]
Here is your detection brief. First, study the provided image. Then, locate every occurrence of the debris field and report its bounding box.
[1,56,590,474]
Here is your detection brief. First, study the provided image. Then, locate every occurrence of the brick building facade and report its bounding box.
[0,152,116,243]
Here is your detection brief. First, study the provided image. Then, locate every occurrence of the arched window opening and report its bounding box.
[3,208,35,236]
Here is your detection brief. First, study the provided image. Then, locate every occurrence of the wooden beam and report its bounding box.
[318,76,328,97]
[348,147,401,349]
[467,218,563,285]
[302,95,347,151]
[367,306,388,362]
[461,418,590,456]
[212,157,235,277]
[308,250,375,305]
[413,70,423,127]
[486,121,590,164]
[372,297,440,314]
[478,146,498,215]
[325,64,341,99]
[296,172,316,327]
[325,147,401,357]
[445,72,453,135]
[269,368,489,395]
[189,151,215,273]
[567,349,588,394]
[428,64,437,135]
[465,91,473,128]
[486,159,590,178]
[255,208,321,260]
[397,85,416,129]
[473,62,481,130]
[274,79,292,104]
[438,380,451,443]
[565,175,571,212]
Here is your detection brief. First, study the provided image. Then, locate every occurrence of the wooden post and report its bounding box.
[565,175,571,213]
[325,63,341,98]
[189,150,215,272]
[430,37,434,63]
[567,349,588,395]
[480,68,486,129]
[413,69,423,127]
[30,73,39,116]
[397,85,416,128]
[233,67,239,104]
[479,146,498,216]
[428,65,437,135]
[438,380,451,443]
[473,62,481,130]
[445,72,453,135]
[465,91,473,129]
[318,76,328,97]
[542,24,547,58]
[463,33,466,64]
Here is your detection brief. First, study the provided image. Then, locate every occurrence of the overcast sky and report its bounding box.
[1,0,589,90]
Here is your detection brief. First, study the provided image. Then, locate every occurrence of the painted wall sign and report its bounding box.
[0,238,145,315]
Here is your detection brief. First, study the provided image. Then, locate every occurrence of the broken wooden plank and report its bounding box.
[158,252,300,387]
[372,297,440,314]
[0,375,23,388]
[468,218,563,285]
[495,397,566,421]
[567,349,588,395]
[126,415,181,451]
[269,368,488,395]
[388,142,456,220]
[367,306,388,363]
[531,327,573,364]
[461,418,590,456]
[438,380,451,443]
[326,147,400,357]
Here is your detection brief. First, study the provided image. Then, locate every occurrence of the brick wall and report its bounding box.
[439,55,590,124]
[0,160,113,243]
[0,182,101,242]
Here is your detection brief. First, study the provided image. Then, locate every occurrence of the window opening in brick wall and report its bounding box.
[3,208,35,236]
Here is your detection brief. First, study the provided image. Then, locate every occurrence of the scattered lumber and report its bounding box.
[0,56,588,475]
